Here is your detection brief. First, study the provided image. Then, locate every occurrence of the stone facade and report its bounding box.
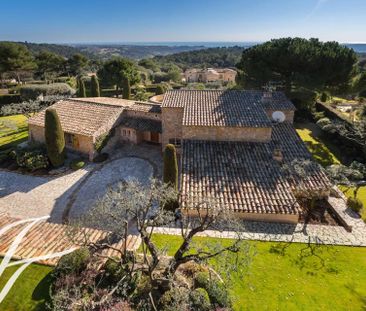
[161,107,184,147]
[119,126,162,144]
[265,109,295,123]
[182,126,272,142]
[184,68,237,83]
[29,124,95,160]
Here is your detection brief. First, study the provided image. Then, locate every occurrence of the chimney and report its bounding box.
[273,148,283,163]
[272,141,283,163]
[262,91,272,102]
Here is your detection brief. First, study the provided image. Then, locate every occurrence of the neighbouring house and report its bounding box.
[28,90,329,223]
[28,97,162,160]
[184,68,237,83]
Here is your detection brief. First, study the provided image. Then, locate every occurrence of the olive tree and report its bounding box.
[62,178,249,309]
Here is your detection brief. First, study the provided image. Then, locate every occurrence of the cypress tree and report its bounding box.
[45,108,65,167]
[122,77,131,100]
[163,144,178,190]
[78,77,86,97]
[90,75,100,97]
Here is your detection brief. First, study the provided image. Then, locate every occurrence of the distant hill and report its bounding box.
[74,44,206,60]
[152,46,245,69]
[0,41,93,59]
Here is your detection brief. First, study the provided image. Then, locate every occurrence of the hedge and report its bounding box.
[20,83,76,100]
[0,94,21,107]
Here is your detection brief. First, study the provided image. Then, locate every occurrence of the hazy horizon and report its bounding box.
[1,0,366,43]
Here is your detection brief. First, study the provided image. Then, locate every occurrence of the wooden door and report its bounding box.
[150,132,159,143]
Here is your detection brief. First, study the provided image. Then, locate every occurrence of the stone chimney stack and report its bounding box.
[261,91,272,103]
[272,141,283,163]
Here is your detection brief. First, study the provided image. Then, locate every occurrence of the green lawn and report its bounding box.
[0,114,28,148]
[0,263,53,310]
[295,122,340,167]
[150,234,366,311]
[2,236,366,310]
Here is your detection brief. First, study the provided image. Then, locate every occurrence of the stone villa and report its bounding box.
[28,90,329,223]
[184,68,237,83]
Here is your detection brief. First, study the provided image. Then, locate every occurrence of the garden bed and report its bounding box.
[298,199,343,226]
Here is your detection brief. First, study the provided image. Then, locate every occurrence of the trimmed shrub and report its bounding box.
[122,78,131,100]
[45,108,65,167]
[163,144,178,190]
[158,287,189,311]
[103,257,126,284]
[54,248,90,276]
[155,84,166,95]
[0,94,21,107]
[93,152,109,163]
[90,75,100,97]
[20,83,75,100]
[320,92,329,102]
[194,272,231,308]
[70,159,85,170]
[16,150,49,171]
[316,117,331,128]
[347,197,363,213]
[77,78,86,98]
[359,89,366,98]
[189,288,211,311]
[194,272,210,289]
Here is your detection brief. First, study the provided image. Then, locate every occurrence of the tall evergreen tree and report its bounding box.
[90,75,100,97]
[163,144,178,190]
[122,77,131,100]
[45,108,65,167]
[78,77,86,97]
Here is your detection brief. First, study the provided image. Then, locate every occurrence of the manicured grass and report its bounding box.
[150,234,366,311]
[0,262,53,310]
[295,122,340,167]
[0,114,28,148]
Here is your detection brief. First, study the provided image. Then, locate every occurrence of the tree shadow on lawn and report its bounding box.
[304,140,336,167]
[269,240,339,274]
[31,270,54,311]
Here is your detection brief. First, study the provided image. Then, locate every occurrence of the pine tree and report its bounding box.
[90,75,100,97]
[122,77,131,100]
[163,144,178,190]
[78,77,86,97]
[45,108,65,167]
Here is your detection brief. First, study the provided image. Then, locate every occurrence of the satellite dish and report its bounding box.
[272,111,286,123]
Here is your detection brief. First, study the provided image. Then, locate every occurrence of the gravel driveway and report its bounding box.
[0,157,153,222]
[68,157,153,219]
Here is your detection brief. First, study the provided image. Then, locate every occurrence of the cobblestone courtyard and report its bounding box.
[0,144,161,222]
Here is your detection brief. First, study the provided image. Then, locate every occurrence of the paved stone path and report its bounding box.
[152,194,366,247]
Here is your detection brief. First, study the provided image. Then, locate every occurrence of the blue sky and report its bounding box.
[0,0,365,43]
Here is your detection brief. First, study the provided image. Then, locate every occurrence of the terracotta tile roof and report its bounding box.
[120,117,162,133]
[181,123,329,215]
[162,90,294,127]
[28,99,124,136]
[127,102,162,113]
[72,97,135,108]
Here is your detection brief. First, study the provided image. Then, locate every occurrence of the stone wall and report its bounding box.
[125,110,161,121]
[161,107,184,148]
[182,126,272,142]
[265,109,294,123]
[185,209,299,224]
[29,124,95,160]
